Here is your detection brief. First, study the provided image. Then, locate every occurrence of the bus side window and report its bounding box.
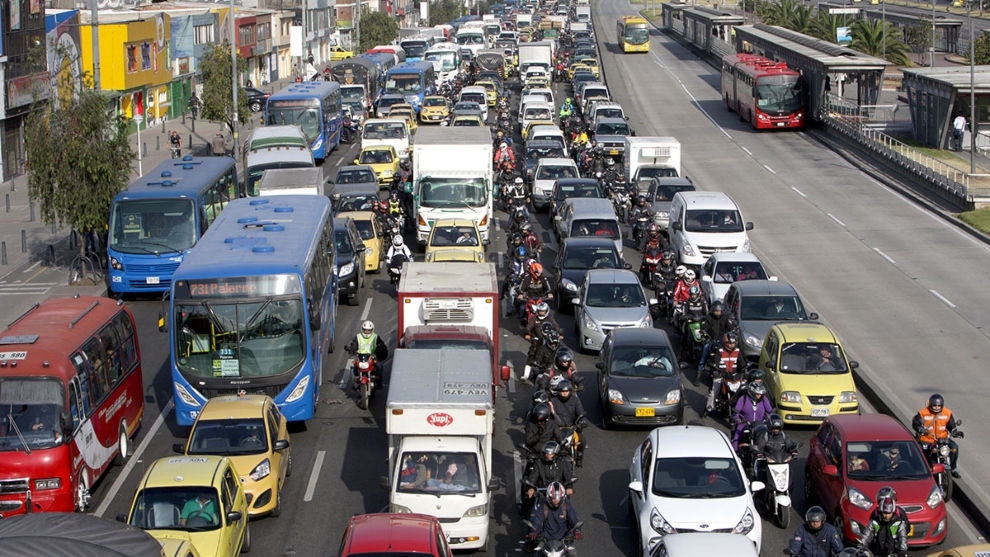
[71,353,94,417]
[81,338,109,403]
[99,323,123,385]
[68,379,82,430]
[114,313,139,373]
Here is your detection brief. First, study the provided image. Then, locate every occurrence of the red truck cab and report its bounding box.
[338,513,453,557]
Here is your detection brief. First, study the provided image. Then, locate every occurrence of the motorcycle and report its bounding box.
[387,253,410,287]
[641,247,661,289]
[518,295,552,327]
[524,520,584,557]
[350,352,378,410]
[703,362,745,419]
[612,189,631,224]
[679,314,706,365]
[630,212,651,244]
[752,442,800,529]
[919,423,963,502]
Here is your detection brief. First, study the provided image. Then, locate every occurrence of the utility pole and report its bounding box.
[91,0,100,89]
[970,1,976,173]
[931,0,936,67]
[355,0,361,52]
[230,0,240,161]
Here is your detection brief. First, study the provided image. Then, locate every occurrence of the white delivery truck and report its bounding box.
[413,126,494,246]
[575,5,591,23]
[516,12,533,28]
[383,349,500,552]
[624,136,682,188]
[517,41,554,76]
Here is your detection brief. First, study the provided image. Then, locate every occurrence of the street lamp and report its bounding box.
[970,0,976,173]
[231,0,240,161]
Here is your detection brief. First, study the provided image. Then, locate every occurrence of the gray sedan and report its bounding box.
[597,328,684,428]
[571,269,656,352]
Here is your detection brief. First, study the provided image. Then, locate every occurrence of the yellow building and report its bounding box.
[80,11,171,124]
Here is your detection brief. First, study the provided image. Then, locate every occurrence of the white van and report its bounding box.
[519,100,554,129]
[527,125,568,157]
[668,191,754,267]
[361,118,411,162]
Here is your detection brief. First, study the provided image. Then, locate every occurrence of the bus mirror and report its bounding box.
[157,312,168,333]
[59,411,72,435]
[309,301,322,330]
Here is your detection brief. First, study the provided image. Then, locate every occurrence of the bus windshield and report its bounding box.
[401,42,430,58]
[756,75,802,115]
[340,86,364,100]
[425,51,457,71]
[419,178,488,208]
[624,26,650,45]
[266,106,322,141]
[0,378,64,451]
[110,198,196,254]
[386,73,424,93]
[173,297,306,379]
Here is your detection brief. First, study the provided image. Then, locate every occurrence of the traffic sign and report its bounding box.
[829,7,861,13]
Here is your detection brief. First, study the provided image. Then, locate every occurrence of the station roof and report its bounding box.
[735,23,888,71]
[902,66,990,95]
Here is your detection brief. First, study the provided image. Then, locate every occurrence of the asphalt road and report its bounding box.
[74,6,990,557]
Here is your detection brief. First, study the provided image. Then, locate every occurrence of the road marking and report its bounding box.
[497,251,504,270]
[826,213,846,227]
[948,499,984,543]
[513,451,523,505]
[304,450,327,502]
[790,187,807,198]
[24,261,40,272]
[360,297,373,321]
[763,164,776,175]
[872,247,896,265]
[650,52,732,140]
[95,400,174,517]
[929,289,957,308]
[741,147,752,156]
[545,230,558,252]
[507,360,516,394]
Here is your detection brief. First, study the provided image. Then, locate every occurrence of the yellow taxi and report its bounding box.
[158,534,203,557]
[419,95,450,123]
[524,74,551,90]
[329,45,355,60]
[345,211,386,272]
[578,57,600,79]
[567,61,592,81]
[522,119,556,141]
[175,394,291,518]
[388,107,418,134]
[450,114,485,127]
[758,322,860,425]
[425,219,486,263]
[125,455,250,557]
[927,544,990,557]
[354,145,400,187]
[475,79,500,106]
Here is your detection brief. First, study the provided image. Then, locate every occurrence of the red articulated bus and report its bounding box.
[721,53,805,130]
[0,296,143,516]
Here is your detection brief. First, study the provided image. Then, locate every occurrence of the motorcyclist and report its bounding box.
[732,382,773,450]
[752,413,799,478]
[385,235,413,265]
[654,249,678,294]
[494,129,514,150]
[673,268,698,306]
[911,393,962,478]
[527,303,562,347]
[520,223,543,262]
[703,332,744,418]
[527,482,581,557]
[698,300,733,374]
[505,176,530,208]
[788,506,844,557]
[523,441,575,518]
[551,380,588,467]
[559,98,575,119]
[501,247,530,307]
[628,196,655,241]
[859,487,909,557]
[386,189,404,222]
[639,244,663,286]
[525,403,563,453]
[517,263,554,324]
[526,327,562,382]
[344,320,389,388]
[494,141,516,169]
[640,222,663,252]
[679,285,709,361]
[552,348,579,384]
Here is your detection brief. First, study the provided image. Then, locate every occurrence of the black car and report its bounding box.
[334,217,367,306]
[552,237,627,313]
[524,140,567,182]
[549,178,604,220]
[597,328,684,428]
[244,87,270,113]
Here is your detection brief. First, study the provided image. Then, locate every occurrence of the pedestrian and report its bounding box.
[211,132,226,156]
[188,93,200,120]
[952,112,967,151]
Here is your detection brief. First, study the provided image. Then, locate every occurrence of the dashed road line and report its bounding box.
[872,247,896,265]
[741,146,752,156]
[304,450,327,502]
[826,213,846,227]
[360,297,373,321]
[763,164,776,174]
[790,187,807,198]
[929,289,957,309]
[0,282,58,296]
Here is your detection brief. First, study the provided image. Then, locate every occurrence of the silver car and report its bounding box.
[572,269,656,352]
[531,158,579,211]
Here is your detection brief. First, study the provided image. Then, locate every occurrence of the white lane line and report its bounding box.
[360,297,373,321]
[763,164,776,175]
[929,289,957,309]
[24,261,40,272]
[507,360,516,394]
[494,219,500,232]
[741,146,752,156]
[872,247,897,265]
[513,451,523,504]
[791,187,807,198]
[95,400,174,517]
[650,52,731,140]
[827,213,846,227]
[545,230,559,252]
[497,251,504,269]
[304,450,327,502]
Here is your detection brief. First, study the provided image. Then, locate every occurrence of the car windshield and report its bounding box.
[424,97,447,107]
[740,295,808,321]
[419,178,488,208]
[586,283,646,308]
[527,147,565,161]
[396,451,483,494]
[562,247,619,270]
[845,441,932,481]
[353,220,376,240]
[335,230,354,254]
[650,181,693,199]
[457,34,486,45]
[596,108,623,120]
[341,86,364,100]
[777,342,847,374]
[188,418,268,456]
[129,486,222,532]
[684,209,744,232]
[362,122,406,140]
[537,166,577,180]
[401,42,429,58]
[358,150,394,164]
[571,219,619,239]
[454,102,481,113]
[378,97,405,111]
[0,378,65,451]
[559,184,600,199]
[712,262,767,284]
[525,108,552,120]
[611,347,676,377]
[461,93,486,105]
[453,118,481,126]
[595,122,630,136]
[430,226,480,247]
[652,457,746,498]
[110,198,197,254]
[336,195,378,213]
[336,169,377,184]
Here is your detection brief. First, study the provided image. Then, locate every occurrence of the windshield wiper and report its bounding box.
[7,412,30,455]
[245,298,274,329]
[202,302,227,334]
[140,242,177,254]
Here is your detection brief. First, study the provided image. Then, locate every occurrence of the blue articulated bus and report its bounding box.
[107,156,237,297]
[265,81,343,161]
[166,195,338,425]
[383,61,437,113]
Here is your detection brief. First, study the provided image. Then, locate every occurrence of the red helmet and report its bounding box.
[529,263,544,279]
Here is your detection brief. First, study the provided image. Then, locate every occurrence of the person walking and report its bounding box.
[952,112,967,151]
[211,132,226,156]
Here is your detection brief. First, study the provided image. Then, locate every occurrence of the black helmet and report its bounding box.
[636,195,648,205]
[661,248,675,261]
[542,440,560,460]
[555,348,574,368]
[768,413,784,433]
[557,380,573,395]
[748,382,766,398]
[511,232,523,245]
[544,329,560,346]
[805,505,827,525]
[540,322,556,337]
[711,300,724,314]
[723,332,738,346]
[748,368,766,383]
[877,486,897,514]
[532,390,550,405]
[928,393,944,411]
[532,403,551,423]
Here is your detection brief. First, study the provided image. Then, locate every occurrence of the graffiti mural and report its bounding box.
[45,9,82,108]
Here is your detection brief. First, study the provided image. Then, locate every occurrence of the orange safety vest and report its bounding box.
[719,349,740,375]
[917,407,952,444]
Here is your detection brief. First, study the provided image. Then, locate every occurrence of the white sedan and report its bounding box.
[628,425,764,557]
[698,252,774,306]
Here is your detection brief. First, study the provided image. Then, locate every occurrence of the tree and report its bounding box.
[199,43,250,133]
[850,19,911,66]
[903,19,933,63]
[428,0,461,25]
[359,8,399,52]
[971,30,990,64]
[811,11,846,43]
[24,82,135,256]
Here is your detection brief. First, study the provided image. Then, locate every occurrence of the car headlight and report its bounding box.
[392,504,414,513]
[741,239,751,252]
[743,331,763,349]
[562,279,578,291]
[34,478,61,490]
[582,312,599,332]
[657,211,669,219]
[110,257,124,271]
[639,314,652,328]
[650,507,675,535]
[927,484,944,509]
[340,262,355,277]
[250,458,271,481]
[174,383,202,407]
[732,508,755,535]
[382,169,394,177]
[839,391,857,403]
[665,389,680,406]
[464,504,487,517]
[848,486,873,510]
[780,391,802,404]
[607,388,625,405]
[682,244,696,257]
[286,375,310,403]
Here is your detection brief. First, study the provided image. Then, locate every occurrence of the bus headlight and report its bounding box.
[174,383,202,407]
[286,376,310,403]
[312,137,323,150]
[110,258,124,271]
[250,458,271,481]
[35,478,61,490]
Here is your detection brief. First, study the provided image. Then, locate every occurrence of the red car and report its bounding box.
[338,513,454,557]
[805,414,948,547]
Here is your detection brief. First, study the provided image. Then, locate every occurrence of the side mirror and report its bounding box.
[745,222,754,231]
[172,442,185,454]
[554,215,562,221]
[570,297,581,306]
[500,364,511,382]
[849,361,859,370]
[380,476,391,490]
[648,298,658,305]
[115,514,127,523]
[671,221,682,231]
[808,312,820,320]
[226,511,243,523]
[623,262,632,270]
[273,439,290,451]
[701,275,713,283]
[766,360,777,372]
[355,245,367,253]
[60,411,73,435]
[488,477,502,491]
[932,463,946,474]
[823,464,839,477]
[628,480,643,494]
[751,480,766,492]
[594,362,604,370]
[678,361,689,370]
[956,418,963,426]
[353,159,359,164]
[631,130,637,136]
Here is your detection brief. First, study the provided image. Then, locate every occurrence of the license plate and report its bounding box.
[635,407,655,417]
[437,299,458,309]
[776,122,786,127]
[146,276,160,285]
[811,408,830,417]
[610,149,619,155]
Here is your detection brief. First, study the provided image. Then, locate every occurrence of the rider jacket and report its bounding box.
[385,244,413,263]
[526,458,574,490]
[673,279,696,304]
[710,347,743,376]
[755,430,799,457]
[506,182,528,200]
[530,499,580,542]
[345,333,389,362]
[629,204,655,223]
[530,342,558,374]
[860,511,909,557]
[495,147,515,165]
[553,394,586,429]
[518,275,553,300]
[387,199,403,216]
[733,395,774,436]
[788,523,844,557]
[702,312,733,346]
[526,315,562,342]
[525,417,563,452]
[912,406,958,445]
[683,297,709,322]
[656,261,678,284]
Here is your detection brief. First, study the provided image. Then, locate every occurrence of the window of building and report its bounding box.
[194,24,214,45]
[141,42,151,70]
[239,24,255,45]
[127,44,138,73]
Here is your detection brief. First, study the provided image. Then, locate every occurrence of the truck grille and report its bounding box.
[423,298,475,322]
[0,478,29,494]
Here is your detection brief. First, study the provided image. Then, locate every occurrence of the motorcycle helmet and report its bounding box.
[511,232,524,247]
[565,97,572,104]
[710,300,724,314]
[389,190,399,200]
[675,265,687,277]
[684,269,696,281]
[928,393,944,411]
[748,382,766,398]
[536,302,550,318]
[393,236,404,247]
[636,195,648,206]
[546,481,567,508]
[514,176,524,185]
[557,380,573,398]
[646,223,659,237]
[805,506,827,530]
[662,249,675,262]
[543,440,560,461]
[532,390,550,406]
[500,142,508,149]
[529,262,544,278]
[688,285,701,298]
[748,368,766,384]
[360,320,375,337]
[532,403,551,423]
[606,157,615,167]
[723,332,739,346]
[768,413,784,434]
[521,222,535,234]
[555,348,574,369]
[876,486,897,514]
[543,328,560,346]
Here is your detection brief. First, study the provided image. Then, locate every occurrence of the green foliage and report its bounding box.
[811,11,846,43]
[24,86,135,248]
[199,43,250,132]
[972,31,990,64]
[903,19,932,55]
[428,0,462,26]
[850,19,910,66]
[359,8,399,52]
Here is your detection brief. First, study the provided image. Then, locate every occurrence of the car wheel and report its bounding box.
[250,100,262,113]
[285,450,292,477]
[831,511,844,540]
[803,468,816,506]
[270,489,282,518]
[241,523,251,553]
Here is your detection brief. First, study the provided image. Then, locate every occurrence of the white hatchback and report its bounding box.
[628,425,763,557]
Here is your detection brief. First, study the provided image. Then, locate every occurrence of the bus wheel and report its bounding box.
[115,423,130,466]
[75,469,91,512]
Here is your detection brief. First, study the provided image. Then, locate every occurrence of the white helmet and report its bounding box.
[685,269,696,280]
[393,236,404,247]
[360,320,374,337]
[514,177,524,185]
[675,265,687,276]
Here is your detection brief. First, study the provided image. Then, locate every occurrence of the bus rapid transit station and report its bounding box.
[901,66,990,151]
